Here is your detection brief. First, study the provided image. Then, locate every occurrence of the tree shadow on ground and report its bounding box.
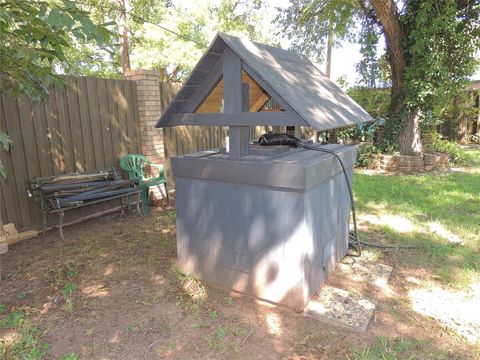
[1,211,479,359]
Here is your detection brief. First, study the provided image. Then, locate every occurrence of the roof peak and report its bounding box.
[156,32,373,130]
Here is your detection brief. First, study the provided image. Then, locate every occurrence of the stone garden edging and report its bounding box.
[369,152,449,173]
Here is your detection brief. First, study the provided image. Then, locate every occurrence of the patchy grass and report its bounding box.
[0,308,50,359]
[349,336,457,360]
[354,145,480,288]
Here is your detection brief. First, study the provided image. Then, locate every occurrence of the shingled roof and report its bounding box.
[155,33,373,130]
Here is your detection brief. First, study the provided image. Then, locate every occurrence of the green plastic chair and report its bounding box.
[120,154,169,214]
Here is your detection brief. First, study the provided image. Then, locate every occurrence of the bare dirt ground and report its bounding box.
[1,206,479,359]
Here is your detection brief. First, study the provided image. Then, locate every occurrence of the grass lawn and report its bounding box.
[354,145,480,288]
[351,145,480,357]
[0,145,479,359]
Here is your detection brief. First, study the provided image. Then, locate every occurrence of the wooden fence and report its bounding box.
[1,76,228,232]
[0,76,140,230]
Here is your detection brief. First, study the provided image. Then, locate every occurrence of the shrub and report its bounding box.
[428,138,468,165]
[356,144,381,168]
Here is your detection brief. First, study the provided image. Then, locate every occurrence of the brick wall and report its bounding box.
[124,69,166,200]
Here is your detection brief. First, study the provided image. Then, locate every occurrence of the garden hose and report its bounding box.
[257,133,440,254]
[295,141,362,257]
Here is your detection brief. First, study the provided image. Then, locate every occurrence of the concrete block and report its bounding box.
[0,241,7,254]
[3,223,19,245]
[3,223,17,234]
[305,285,376,332]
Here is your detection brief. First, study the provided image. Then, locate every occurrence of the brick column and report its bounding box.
[124,70,165,164]
[124,70,167,201]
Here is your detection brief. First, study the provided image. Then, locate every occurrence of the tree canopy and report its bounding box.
[0,0,112,177]
[59,0,268,81]
[277,0,480,154]
[0,0,112,98]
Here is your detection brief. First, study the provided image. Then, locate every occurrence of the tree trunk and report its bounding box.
[369,0,422,154]
[118,0,131,74]
[476,92,480,144]
[325,22,336,142]
[398,112,422,155]
[325,21,333,78]
[457,94,469,144]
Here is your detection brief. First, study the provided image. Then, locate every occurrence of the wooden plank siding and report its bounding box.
[0,76,140,231]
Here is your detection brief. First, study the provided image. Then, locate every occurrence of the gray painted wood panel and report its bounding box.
[174,145,355,310]
[166,112,306,127]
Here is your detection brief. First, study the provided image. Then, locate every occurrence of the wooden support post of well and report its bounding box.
[223,48,249,159]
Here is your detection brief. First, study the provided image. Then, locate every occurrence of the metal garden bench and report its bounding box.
[30,168,141,240]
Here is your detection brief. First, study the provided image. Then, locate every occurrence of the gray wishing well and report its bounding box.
[156,33,372,310]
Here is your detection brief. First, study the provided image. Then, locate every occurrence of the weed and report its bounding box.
[225,297,235,306]
[62,298,74,314]
[166,210,176,221]
[48,263,79,315]
[0,303,6,313]
[167,342,176,350]
[0,310,51,360]
[203,326,228,352]
[231,326,245,338]
[49,267,63,287]
[209,310,218,320]
[191,322,211,331]
[48,261,79,288]
[203,335,224,351]
[59,282,76,314]
[8,326,50,360]
[175,294,200,315]
[62,283,76,297]
[17,291,27,300]
[216,325,226,340]
[1,309,26,328]
[349,336,451,360]
[66,262,78,278]
[124,324,134,334]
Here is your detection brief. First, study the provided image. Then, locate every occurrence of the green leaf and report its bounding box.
[0,131,11,151]
[0,161,6,179]
[38,3,48,17]
[78,16,96,35]
[46,8,63,27]
[63,13,75,30]
[63,1,76,10]
[40,36,49,48]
